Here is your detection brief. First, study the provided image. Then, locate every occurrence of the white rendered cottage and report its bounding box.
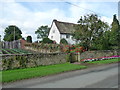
[48,19,76,44]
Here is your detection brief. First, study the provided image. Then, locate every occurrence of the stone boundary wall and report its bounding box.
[1,50,119,70]
[1,53,67,70]
[79,50,120,60]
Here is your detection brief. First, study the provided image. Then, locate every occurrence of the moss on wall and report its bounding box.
[2,53,67,70]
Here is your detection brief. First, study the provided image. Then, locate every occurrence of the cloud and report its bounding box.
[0,1,70,41]
[0,1,79,41]
[69,2,92,20]
[69,1,113,25]
[0,0,114,42]
[101,16,112,25]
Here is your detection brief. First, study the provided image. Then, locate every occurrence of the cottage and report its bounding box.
[48,19,77,44]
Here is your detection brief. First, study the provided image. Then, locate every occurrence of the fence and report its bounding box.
[2,40,21,49]
[2,39,26,49]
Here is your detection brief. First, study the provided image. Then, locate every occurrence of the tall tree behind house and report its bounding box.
[3,25,22,41]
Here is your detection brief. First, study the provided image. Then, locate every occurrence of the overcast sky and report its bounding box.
[0,0,119,42]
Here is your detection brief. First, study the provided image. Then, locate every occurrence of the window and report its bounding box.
[53,30,55,33]
[66,34,70,38]
[51,36,53,39]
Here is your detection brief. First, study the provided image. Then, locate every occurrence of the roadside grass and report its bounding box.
[87,58,120,64]
[1,63,87,83]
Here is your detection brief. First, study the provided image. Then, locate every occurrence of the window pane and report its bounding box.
[66,34,69,38]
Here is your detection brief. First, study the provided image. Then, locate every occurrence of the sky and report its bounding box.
[0,0,119,42]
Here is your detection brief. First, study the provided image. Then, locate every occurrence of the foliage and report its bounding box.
[0,35,1,42]
[2,55,28,70]
[3,48,17,54]
[1,48,11,54]
[73,14,109,50]
[12,49,32,54]
[3,25,22,41]
[25,43,61,53]
[87,58,120,64]
[91,30,111,50]
[62,45,85,53]
[0,48,32,54]
[60,38,68,44]
[2,63,87,83]
[62,45,86,63]
[24,43,85,54]
[42,38,53,44]
[91,14,120,50]
[81,55,120,62]
[35,25,50,40]
[26,36,32,43]
[109,14,120,49]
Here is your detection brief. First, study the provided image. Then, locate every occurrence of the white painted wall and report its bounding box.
[48,22,76,44]
[60,34,76,45]
[48,22,61,44]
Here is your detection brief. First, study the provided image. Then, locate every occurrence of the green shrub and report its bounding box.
[42,38,53,44]
[60,38,68,44]
[26,36,32,43]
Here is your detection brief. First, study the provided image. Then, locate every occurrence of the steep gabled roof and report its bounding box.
[53,19,77,34]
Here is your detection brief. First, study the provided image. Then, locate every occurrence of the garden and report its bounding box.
[0,48,32,54]
[81,55,120,63]
[24,43,61,53]
[80,55,120,65]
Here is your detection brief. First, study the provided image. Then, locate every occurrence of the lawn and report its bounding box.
[1,63,87,83]
[87,58,120,64]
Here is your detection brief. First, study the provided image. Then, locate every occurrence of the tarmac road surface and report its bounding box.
[2,63,119,88]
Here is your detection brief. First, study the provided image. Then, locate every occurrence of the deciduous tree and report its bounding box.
[3,25,22,41]
[73,14,109,50]
[35,25,50,41]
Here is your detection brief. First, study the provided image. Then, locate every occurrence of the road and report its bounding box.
[2,63,119,88]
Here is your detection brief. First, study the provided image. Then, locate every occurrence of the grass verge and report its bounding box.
[1,63,87,83]
[87,58,120,64]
